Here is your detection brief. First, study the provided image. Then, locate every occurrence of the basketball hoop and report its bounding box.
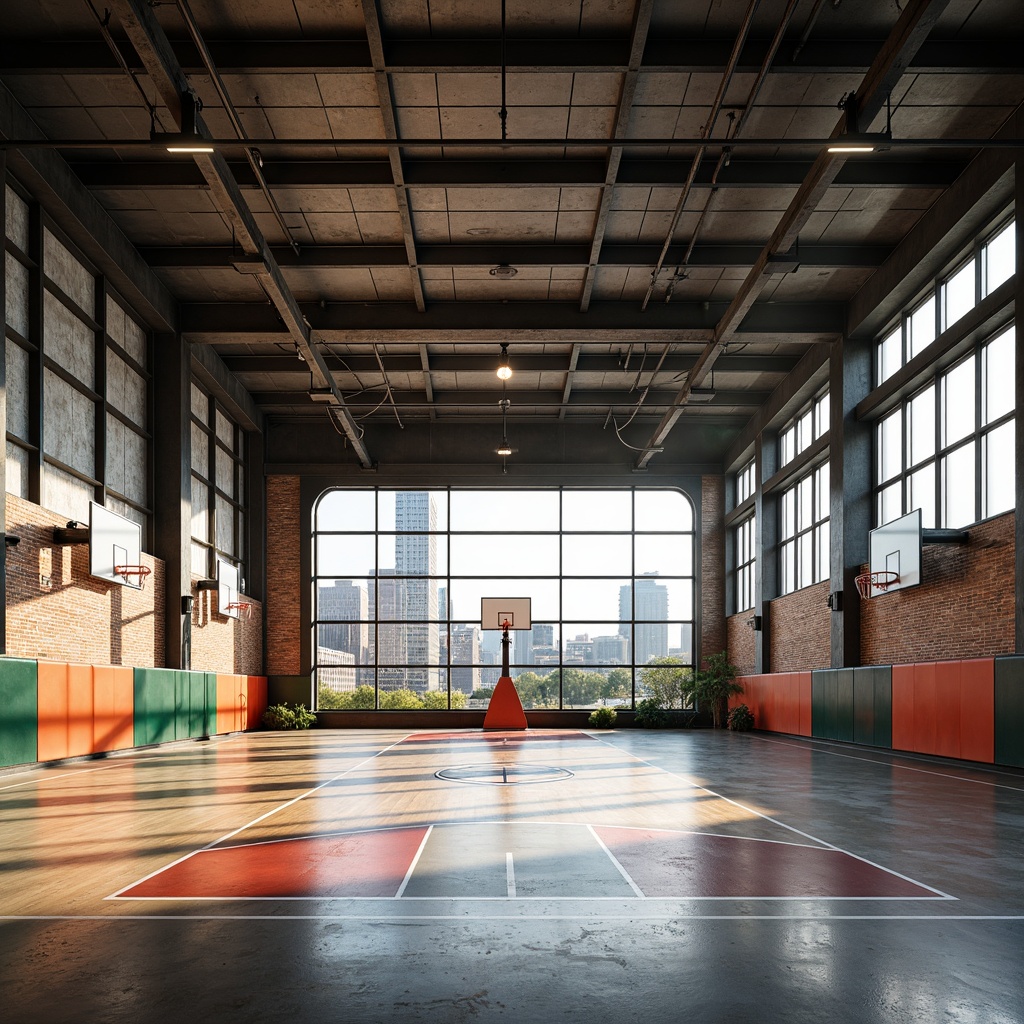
[855,570,899,598]
[226,601,253,619]
[114,564,151,590]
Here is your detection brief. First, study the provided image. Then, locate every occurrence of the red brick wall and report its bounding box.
[860,512,1014,665]
[769,580,831,671]
[265,474,302,674]
[5,494,165,666]
[727,613,756,675]
[700,474,726,663]
[189,581,263,675]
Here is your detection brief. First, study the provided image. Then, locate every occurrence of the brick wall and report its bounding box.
[700,474,725,663]
[860,511,1014,665]
[727,613,756,675]
[769,580,831,671]
[189,581,263,675]
[5,494,164,666]
[265,475,302,674]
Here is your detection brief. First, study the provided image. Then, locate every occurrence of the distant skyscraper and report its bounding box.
[317,580,368,666]
[451,624,481,694]
[620,574,669,665]
[593,633,628,664]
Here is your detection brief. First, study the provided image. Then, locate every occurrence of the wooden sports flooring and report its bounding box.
[2,727,1024,1023]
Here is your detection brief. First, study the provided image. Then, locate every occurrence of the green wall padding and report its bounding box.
[0,658,38,768]
[994,657,1024,768]
[136,669,218,744]
[812,666,892,749]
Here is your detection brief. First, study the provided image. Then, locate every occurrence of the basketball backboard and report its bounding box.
[866,508,922,596]
[216,558,241,618]
[481,597,532,630]
[89,502,143,589]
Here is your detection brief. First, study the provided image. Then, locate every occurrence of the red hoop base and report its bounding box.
[226,601,253,619]
[855,570,899,599]
[114,564,151,590]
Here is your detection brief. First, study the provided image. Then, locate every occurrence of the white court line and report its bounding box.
[506,853,516,898]
[748,733,1024,793]
[107,732,413,899]
[395,826,433,898]
[589,733,955,901]
[587,824,645,898]
[106,893,950,903]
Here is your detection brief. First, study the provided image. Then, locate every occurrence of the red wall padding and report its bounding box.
[733,672,812,736]
[215,674,269,733]
[37,662,134,761]
[891,659,994,762]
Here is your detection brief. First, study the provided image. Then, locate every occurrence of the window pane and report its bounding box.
[942,355,975,446]
[317,489,375,531]
[878,410,902,483]
[907,295,935,359]
[564,489,632,530]
[909,385,936,465]
[781,540,795,594]
[380,534,449,576]
[798,532,813,589]
[984,421,1014,517]
[450,533,556,576]
[635,489,693,531]
[448,578,560,621]
[797,410,813,453]
[908,463,936,529]
[635,535,692,577]
[878,326,902,383]
[450,489,558,531]
[984,325,1015,424]
[942,442,976,528]
[780,426,795,466]
[815,463,830,522]
[562,578,631,620]
[878,482,902,526]
[984,221,1015,295]
[781,488,796,539]
[943,258,976,330]
[379,490,446,531]
[798,476,812,530]
[317,534,376,577]
[814,393,830,438]
[563,534,632,575]
[816,521,830,585]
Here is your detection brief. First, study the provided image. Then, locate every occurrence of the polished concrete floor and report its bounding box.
[2,727,1023,1023]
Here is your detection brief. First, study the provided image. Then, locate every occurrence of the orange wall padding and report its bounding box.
[891,659,994,763]
[733,672,812,736]
[37,662,134,762]
[216,674,268,733]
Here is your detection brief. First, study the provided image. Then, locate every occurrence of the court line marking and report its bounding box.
[106,732,414,900]
[746,733,1024,793]
[588,732,955,901]
[587,824,646,898]
[395,826,432,898]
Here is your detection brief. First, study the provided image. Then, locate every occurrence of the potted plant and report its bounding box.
[587,706,617,729]
[684,651,743,729]
[727,703,755,731]
[262,702,316,730]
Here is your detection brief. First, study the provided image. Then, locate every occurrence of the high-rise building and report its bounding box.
[565,634,594,664]
[620,574,669,665]
[316,580,368,666]
[451,624,481,694]
[593,633,628,664]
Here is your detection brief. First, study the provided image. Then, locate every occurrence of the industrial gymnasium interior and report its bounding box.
[1,0,1023,1022]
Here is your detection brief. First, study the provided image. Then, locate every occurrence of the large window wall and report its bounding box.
[5,180,150,533]
[312,487,695,711]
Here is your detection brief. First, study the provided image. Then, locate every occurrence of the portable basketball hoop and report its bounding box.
[226,601,253,619]
[855,570,899,599]
[114,564,151,590]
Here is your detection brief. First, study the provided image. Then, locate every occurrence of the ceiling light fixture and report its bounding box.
[153,92,214,154]
[826,91,892,154]
[489,264,517,278]
[496,343,513,380]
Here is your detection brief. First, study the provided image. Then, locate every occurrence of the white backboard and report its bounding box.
[89,501,143,589]
[481,597,532,630]
[867,508,922,596]
[217,558,241,617]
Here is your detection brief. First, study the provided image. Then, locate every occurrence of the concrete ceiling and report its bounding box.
[1,0,1021,469]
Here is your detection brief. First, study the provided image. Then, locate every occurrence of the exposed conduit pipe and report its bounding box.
[174,0,301,257]
[641,0,763,311]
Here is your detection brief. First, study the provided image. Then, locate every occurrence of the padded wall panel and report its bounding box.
[959,659,994,763]
[891,665,915,753]
[0,659,38,767]
[134,668,177,746]
[994,656,1024,768]
[217,674,247,734]
[36,662,73,762]
[811,671,838,741]
[246,676,268,730]
[836,669,855,743]
[93,666,135,754]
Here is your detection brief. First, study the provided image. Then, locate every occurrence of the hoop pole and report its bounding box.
[501,619,511,676]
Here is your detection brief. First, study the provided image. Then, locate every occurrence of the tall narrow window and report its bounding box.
[779,462,829,595]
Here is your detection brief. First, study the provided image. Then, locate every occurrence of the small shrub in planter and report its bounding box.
[588,707,617,729]
[727,704,755,731]
[633,698,669,729]
[262,702,316,730]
